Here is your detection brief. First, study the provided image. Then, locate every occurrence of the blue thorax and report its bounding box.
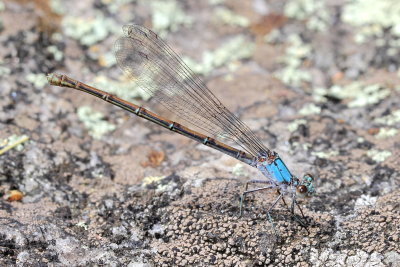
[257,153,293,184]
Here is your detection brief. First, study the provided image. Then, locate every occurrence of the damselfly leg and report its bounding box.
[239,180,283,235]
[239,180,276,217]
[240,180,310,234]
[281,194,310,234]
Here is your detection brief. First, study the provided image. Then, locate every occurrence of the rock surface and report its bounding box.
[0,0,399,266]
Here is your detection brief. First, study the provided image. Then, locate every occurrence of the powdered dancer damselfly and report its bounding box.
[48,25,315,229]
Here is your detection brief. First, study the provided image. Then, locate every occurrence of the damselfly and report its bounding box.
[48,25,316,231]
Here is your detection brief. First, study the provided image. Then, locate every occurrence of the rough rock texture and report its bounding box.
[0,0,399,266]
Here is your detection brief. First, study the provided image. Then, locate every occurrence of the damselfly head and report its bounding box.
[296,173,316,197]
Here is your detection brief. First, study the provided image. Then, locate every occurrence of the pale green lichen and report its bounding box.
[311,150,339,159]
[301,143,312,150]
[285,35,312,60]
[342,0,400,43]
[374,109,400,126]
[287,119,307,132]
[375,128,398,139]
[87,46,116,66]
[142,175,165,186]
[213,7,249,27]
[142,175,176,193]
[0,1,3,31]
[183,35,254,75]
[77,106,116,139]
[47,45,63,61]
[299,103,321,116]
[50,0,65,15]
[276,67,311,87]
[151,0,192,38]
[311,87,329,102]
[343,0,400,62]
[346,84,390,108]
[232,163,246,177]
[0,65,10,77]
[51,32,63,42]
[75,221,88,230]
[275,34,312,87]
[208,0,225,5]
[91,167,106,178]
[284,0,330,31]
[264,29,281,43]
[63,12,120,46]
[314,83,391,108]
[354,194,377,209]
[102,0,136,14]
[96,51,116,67]
[357,137,365,143]
[27,73,48,88]
[290,141,311,152]
[366,149,392,162]
[92,75,151,102]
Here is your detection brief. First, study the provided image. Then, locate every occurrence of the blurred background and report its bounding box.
[0,0,399,266]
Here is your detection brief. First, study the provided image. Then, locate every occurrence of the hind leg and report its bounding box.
[265,193,283,236]
[239,183,276,216]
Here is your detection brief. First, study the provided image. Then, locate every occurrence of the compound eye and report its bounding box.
[297,185,308,194]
